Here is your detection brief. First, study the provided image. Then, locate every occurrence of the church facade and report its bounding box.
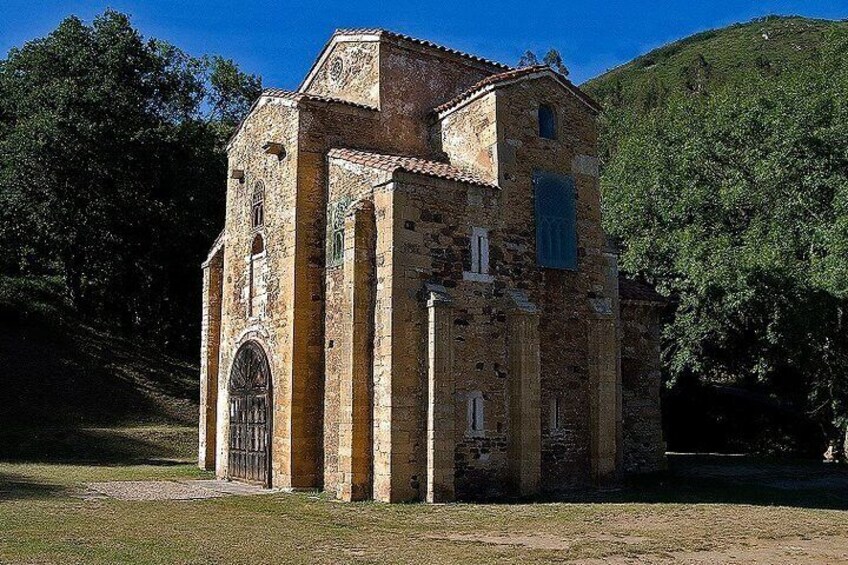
[198,29,666,502]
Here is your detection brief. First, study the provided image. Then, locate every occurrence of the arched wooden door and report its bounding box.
[228,341,271,487]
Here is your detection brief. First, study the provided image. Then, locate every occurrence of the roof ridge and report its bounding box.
[328,147,497,188]
[332,28,512,71]
[261,88,377,111]
[433,65,602,116]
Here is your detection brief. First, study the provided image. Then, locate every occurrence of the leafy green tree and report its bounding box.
[518,50,540,67]
[602,30,848,450]
[518,48,570,76]
[0,10,261,350]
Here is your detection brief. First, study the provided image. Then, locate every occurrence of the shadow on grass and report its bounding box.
[0,426,195,466]
[0,472,66,501]
[541,454,848,511]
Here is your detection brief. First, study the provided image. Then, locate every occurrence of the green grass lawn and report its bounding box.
[2,436,848,564]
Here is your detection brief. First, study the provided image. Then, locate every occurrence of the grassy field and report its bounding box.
[2,429,847,565]
[2,285,846,563]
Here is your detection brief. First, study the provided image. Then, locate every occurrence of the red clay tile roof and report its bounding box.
[328,148,497,188]
[262,88,377,111]
[333,28,511,71]
[433,65,602,116]
[618,276,667,303]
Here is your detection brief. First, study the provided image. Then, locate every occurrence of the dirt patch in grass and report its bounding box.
[430,532,646,551]
[580,535,848,564]
[81,479,276,501]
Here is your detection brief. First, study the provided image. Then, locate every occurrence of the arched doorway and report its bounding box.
[228,341,271,487]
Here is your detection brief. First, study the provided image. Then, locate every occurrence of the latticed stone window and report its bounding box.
[533,170,577,270]
[331,230,344,264]
[251,181,265,229]
[327,197,351,268]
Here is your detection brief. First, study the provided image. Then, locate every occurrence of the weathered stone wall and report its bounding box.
[387,175,508,500]
[198,248,223,470]
[366,180,398,501]
[304,36,499,159]
[621,301,666,474]
[438,93,499,183]
[323,159,390,493]
[217,98,301,487]
[303,40,381,108]
[379,41,497,157]
[493,76,607,490]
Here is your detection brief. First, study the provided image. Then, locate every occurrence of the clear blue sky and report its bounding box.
[1,1,846,87]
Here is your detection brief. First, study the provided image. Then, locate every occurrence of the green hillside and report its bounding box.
[584,15,848,111]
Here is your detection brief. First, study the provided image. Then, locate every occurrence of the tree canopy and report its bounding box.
[600,28,848,444]
[0,10,260,351]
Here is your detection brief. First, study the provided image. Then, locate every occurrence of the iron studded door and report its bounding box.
[228,341,271,486]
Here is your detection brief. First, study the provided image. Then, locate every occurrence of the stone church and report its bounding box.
[198,28,666,502]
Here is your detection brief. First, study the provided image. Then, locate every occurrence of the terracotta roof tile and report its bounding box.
[328,148,497,188]
[262,88,377,111]
[618,276,667,303]
[334,28,511,71]
[433,65,602,116]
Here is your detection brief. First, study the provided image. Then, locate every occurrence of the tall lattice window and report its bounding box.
[251,181,265,229]
[327,197,351,268]
[533,170,577,270]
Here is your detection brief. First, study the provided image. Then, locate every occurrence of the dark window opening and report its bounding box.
[251,233,265,255]
[539,103,557,139]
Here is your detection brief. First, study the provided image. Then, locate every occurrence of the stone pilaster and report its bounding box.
[508,290,541,497]
[425,283,455,503]
[199,249,223,470]
[338,201,376,501]
[589,251,622,485]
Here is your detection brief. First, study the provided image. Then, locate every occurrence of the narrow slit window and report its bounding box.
[470,227,489,274]
[467,392,484,435]
[550,397,563,431]
[539,104,557,140]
